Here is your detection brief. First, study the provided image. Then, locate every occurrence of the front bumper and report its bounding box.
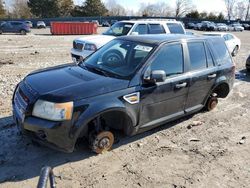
[13,112,76,153]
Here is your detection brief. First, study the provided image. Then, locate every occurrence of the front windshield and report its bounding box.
[81,39,155,79]
[103,22,134,36]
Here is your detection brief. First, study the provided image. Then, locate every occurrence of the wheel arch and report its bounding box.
[212,81,230,98]
[71,105,137,146]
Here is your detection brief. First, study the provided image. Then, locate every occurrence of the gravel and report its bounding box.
[0,28,250,188]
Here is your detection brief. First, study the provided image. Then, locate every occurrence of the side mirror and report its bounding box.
[131,32,139,35]
[144,70,166,84]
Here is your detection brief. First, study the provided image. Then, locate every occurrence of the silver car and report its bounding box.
[217,23,228,31]
[37,21,46,29]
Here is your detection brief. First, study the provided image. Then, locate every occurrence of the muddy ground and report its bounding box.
[0,28,250,188]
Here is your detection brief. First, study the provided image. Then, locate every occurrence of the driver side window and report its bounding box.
[149,43,184,77]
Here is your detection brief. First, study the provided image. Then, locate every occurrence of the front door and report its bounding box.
[139,43,190,127]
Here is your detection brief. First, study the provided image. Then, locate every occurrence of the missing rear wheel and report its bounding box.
[206,96,218,111]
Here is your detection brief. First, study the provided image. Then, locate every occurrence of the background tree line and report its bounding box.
[0,0,249,21]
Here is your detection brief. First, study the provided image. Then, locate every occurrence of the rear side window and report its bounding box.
[166,23,185,34]
[227,34,234,40]
[148,24,165,34]
[188,42,207,71]
[223,35,228,41]
[209,38,232,65]
[133,24,148,34]
[150,44,183,77]
[11,22,22,26]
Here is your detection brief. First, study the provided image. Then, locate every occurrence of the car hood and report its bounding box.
[25,64,129,102]
[75,35,115,48]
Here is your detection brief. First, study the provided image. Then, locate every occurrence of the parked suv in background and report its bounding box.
[13,34,234,153]
[71,19,186,62]
[0,21,30,35]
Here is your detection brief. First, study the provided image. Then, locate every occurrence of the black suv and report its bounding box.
[13,35,235,153]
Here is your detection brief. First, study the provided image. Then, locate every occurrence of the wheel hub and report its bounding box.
[98,137,110,149]
[210,100,217,109]
[90,131,114,154]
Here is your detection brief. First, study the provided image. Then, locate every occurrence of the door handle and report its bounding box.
[175,82,187,89]
[207,74,217,79]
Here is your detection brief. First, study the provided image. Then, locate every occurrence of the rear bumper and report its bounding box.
[246,62,250,69]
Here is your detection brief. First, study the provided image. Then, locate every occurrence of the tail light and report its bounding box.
[84,43,97,51]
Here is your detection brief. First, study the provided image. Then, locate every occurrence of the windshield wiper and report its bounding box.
[88,66,110,77]
[78,62,89,70]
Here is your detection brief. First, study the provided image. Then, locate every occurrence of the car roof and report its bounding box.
[118,34,209,45]
[8,21,24,23]
[203,32,225,36]
[119,19,181,24]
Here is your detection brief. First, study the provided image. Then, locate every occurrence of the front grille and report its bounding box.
[13,87,29,119]
[71,54,81,60]
[73,41,84,50]
[13,81,38,120]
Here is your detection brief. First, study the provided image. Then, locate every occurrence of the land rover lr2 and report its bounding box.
[13,35,235,153]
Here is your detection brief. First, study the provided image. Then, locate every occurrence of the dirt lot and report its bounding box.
[0,28,250,188]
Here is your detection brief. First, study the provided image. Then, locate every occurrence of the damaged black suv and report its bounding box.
[13,34,235,153]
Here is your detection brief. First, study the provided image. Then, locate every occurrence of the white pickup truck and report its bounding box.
[71,19,186,62]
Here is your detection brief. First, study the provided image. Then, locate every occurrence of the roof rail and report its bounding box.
[130,18,177,21]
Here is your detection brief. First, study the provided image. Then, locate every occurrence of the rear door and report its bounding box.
[2,22,12,32]
[185,41,217,112]
[11,22,23,32]
[139,42,190,127]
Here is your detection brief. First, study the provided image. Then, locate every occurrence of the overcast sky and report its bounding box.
[4,0,227,14]
[75,0,226,13]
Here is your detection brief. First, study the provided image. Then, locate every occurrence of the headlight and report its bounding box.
[32,100,73,121]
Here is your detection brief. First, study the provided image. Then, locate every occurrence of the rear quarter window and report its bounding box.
[208,38,232,65]
[166,23,185,34]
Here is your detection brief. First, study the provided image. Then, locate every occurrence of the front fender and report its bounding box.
[69,99,138,141]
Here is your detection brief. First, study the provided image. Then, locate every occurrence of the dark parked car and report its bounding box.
[102,21,110,27]
[110,20,118,25]
[186,22,195,29]
[194,23,202,30]
[246,55,250,72]
[242,23,250,30]
[0,21,30,35]
[13,35,235,154]
[201,21,217,31]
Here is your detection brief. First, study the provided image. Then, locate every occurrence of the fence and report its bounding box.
[0,16,249,27]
